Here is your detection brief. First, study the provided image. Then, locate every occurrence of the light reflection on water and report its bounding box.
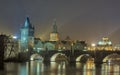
[0,61,120,75]
[101,63,120,75]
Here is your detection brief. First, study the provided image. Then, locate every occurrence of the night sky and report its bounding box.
[0,0,120,44]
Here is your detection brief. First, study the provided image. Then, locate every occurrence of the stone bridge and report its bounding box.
[19,50,120,64]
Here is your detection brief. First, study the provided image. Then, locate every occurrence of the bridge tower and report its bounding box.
[20,17,34,52]
[19,17,34,61]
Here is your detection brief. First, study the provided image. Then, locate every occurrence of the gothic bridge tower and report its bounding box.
[20,17,34,52]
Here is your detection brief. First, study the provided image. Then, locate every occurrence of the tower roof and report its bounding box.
[24,17,33,28]
[65,36,71,41]
[25,17,30,26]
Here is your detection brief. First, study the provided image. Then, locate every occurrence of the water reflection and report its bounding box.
[1,60,120,75]
[29,61,44,75]
[83,60,95,75]
[76,59,95,75]
[50,62,66,75]
[101,63,120,75]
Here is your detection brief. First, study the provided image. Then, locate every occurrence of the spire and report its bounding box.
[52,19,58,33]
[24,17,31,27]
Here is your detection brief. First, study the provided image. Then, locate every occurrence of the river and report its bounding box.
[0,61,120,75]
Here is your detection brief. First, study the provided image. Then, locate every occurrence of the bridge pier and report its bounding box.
[94,50,104,64]
[18,52,31,61]
[95,65,102,75]
[69,54,76,64]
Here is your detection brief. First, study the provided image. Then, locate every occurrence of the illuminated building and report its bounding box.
[97,37,113,50]
[49,20,59,41]
[114,44,120,51]
[61,36,73,50]
[0,34,20,59]
[42,20,60,50]
[20,17,34,52]
[5,35,19,59]
[87,37,113,51]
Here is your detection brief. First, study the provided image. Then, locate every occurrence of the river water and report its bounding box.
[0,61,120,75]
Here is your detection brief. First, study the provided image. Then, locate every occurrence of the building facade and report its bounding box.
[87,37,113,51]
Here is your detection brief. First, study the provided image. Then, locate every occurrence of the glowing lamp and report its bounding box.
[13,36,17,39]
[91,43,96,47]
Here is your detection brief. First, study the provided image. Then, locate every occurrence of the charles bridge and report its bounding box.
[19,49,120,64]
[0,34,120,70]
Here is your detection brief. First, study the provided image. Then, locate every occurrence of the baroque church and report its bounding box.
[20,17,87,52]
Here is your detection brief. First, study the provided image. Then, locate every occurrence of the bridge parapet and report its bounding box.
[18,49,120,63]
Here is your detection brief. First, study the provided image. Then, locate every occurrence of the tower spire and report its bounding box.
[52,19,57,33]
[24,17,30,27]
[24,16,33,28]
[49,19,59,41]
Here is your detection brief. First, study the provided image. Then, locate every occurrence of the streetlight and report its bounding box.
[91,43,96,47]
[91,43,96,51]
[12,36,17,39]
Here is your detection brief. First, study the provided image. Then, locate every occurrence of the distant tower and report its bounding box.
[49,20,59,41]
[20,17,34,52]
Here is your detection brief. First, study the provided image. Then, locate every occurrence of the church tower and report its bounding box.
[49,20,59,41]
[20,17,34,52]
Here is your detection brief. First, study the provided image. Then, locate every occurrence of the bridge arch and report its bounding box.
[103,53,120,63]
[50,53,69,62]
[76,54,93,63]
[30,53,44,61]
